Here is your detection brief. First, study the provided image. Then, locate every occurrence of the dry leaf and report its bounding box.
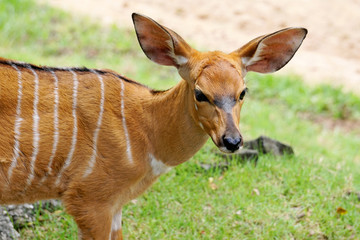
[210,182,218,190]
[252,188,260,196]
[336,207,347,215]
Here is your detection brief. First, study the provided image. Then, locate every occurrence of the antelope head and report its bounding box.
[133,13,307,153]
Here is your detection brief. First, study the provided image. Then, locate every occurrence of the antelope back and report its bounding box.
[0,60,151,203]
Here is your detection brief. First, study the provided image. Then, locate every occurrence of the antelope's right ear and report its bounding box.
[132,13,193,68]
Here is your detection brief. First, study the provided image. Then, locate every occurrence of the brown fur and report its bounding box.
[0,14,306,239]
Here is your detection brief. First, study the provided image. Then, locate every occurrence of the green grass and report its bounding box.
[1,0,360,239]
[246,73,360,120]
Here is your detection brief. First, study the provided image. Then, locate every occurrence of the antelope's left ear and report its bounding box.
[231,28,307,74]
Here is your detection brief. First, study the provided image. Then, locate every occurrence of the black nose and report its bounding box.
[222,136,242,152]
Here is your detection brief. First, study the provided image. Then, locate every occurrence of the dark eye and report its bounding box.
[239,88,248,101]
[195,89,209,102]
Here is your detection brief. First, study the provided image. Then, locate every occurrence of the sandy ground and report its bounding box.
[43,0,360,94]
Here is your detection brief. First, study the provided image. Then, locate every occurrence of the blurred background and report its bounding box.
[45,0,360,94]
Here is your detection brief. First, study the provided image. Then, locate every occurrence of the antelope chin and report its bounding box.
[218,145,243,154]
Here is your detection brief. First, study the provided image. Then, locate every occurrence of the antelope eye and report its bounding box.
[239,88,248,101]
[195,89,209,102]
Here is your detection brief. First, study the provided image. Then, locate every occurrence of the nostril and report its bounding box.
[222,136,242,151]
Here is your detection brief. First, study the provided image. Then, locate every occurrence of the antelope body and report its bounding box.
[0,13,307,239]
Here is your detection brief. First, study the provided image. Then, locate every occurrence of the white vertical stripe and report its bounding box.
[41,71,59,183]
[8,64,23,180]
[55,70,78,185]
[83,70,105,177]
[120,80,133,163]
[26,66,40,187]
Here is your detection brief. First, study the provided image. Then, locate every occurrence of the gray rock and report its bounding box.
[199,162,230,172]
[0,200,62,239]
[0,207,20,240]
[219,149,259,163]
[244,135,294,156]
[5,204,36,229]
[201,136,294,171]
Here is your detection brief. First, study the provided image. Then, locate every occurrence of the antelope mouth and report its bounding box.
[218,145,243,154]
[211,137,243,154]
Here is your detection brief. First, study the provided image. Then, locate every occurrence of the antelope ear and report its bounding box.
[232,28,307,74]
[132,13,192,68]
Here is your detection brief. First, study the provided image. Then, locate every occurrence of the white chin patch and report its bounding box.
[219,146,231,153]
[218,146,243,154]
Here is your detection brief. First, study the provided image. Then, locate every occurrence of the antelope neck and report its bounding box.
[144,80,209,166]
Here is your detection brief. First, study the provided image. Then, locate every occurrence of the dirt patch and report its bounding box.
[44,0,360,95]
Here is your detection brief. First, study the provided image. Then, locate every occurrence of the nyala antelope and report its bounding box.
[0,13,307,239]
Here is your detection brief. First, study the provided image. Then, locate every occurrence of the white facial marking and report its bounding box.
[149,154,171,176]
[56,70,78,185]
[194,102,204,130]
[41,71,59,183]
[83,70,105,177]
[8,63,23,180]
[26,66,40,187]
[120,80,133,163]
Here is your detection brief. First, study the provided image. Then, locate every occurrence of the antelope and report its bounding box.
[0,13,307,239]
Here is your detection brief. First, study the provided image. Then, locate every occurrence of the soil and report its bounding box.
[44,0,360,94]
